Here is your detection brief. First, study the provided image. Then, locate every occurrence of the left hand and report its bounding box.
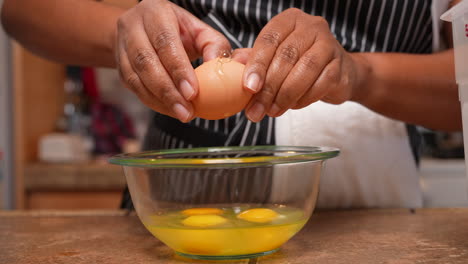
[239,8,368,122]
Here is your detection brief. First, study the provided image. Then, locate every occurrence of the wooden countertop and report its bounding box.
[2,209,468,263]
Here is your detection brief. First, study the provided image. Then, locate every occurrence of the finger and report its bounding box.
[124,27,193,122]
[143,9,199,102]
[171,4,232,61]
[246,29,317,122]
[293,58,342,110]
[117,48,171,115]
[268,40,335,116]
[196,25,233,62]
[243,9,300,93]
[232,48,251,64]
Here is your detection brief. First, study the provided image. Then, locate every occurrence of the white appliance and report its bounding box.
[0,0,14,209]
[442,1,468,192]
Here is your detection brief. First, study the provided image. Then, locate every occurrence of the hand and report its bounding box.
[114,0,231,122]
[241,8,368,122]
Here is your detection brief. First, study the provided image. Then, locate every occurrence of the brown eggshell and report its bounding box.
[193,59,252,120]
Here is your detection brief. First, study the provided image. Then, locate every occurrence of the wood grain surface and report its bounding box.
[2,209,468,263]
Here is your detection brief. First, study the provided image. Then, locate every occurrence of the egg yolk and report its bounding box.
[237,208,279,223]
[182,215,227,227]
[182,208,224,216]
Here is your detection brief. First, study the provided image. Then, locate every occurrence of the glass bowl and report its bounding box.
[109,145,339,260]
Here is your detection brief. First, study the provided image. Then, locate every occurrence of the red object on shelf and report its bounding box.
[82,68,100,102]
[82,67,136,154]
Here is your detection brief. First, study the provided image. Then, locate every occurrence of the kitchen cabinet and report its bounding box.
[11,0,137,209]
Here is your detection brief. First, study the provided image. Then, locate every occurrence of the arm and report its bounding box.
[1,0,232,122]
[352,50,459,132]
[1,0,124,67]
[351,0,461,132]
[242,6,461,132]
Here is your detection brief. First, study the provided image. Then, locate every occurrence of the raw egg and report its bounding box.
[193,56,252,120]
[237,208,279,223]
[181,208,224,216]
[182,215,227,227]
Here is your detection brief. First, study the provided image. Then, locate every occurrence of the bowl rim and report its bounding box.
[108,145,340,168]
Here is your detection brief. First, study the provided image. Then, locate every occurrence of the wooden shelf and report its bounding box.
[13,44,66,208]
[11,0,138,209]
[24,162,126,191]
[23,162,126,210]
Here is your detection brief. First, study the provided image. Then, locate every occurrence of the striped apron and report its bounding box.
[121,0,433,209]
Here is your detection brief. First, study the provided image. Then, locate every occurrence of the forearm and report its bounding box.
[352,50,461,132]
[1,0,125,67]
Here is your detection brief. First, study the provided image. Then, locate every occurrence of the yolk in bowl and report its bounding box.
[145,206,307,256]
[182,208,224,216]
[182,215,227,227]
[237,208,279,223]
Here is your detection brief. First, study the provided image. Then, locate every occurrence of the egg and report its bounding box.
[237,208,279,223]
[182,215,228,227]
[193,58,252,120]
[181,208,224,216]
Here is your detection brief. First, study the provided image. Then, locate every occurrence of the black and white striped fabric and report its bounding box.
[146,0,433,151]
[174,0,433,53]
[121,0,433,209]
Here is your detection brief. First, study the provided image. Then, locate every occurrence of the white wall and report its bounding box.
[0,0,14,209]
[420,158,468,208]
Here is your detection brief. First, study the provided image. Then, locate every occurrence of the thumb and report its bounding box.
[172,4,231,62]
[196,26,232,62]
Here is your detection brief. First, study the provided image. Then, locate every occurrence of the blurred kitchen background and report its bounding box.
[0,0,466,210]
[0,0,148,210]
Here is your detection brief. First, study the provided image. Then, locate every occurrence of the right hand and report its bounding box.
[114,0,231,122]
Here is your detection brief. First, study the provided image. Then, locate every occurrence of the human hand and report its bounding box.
[114,0,231,122]
[241,8,368,122]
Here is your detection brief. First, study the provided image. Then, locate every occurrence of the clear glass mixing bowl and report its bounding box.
[109,145,339,260]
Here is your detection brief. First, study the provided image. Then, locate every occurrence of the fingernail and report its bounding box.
[247,102,265,122]
[268,103,281,117]
[245,73,260,93]
[180,80,195,100]
[173,103,191,123]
